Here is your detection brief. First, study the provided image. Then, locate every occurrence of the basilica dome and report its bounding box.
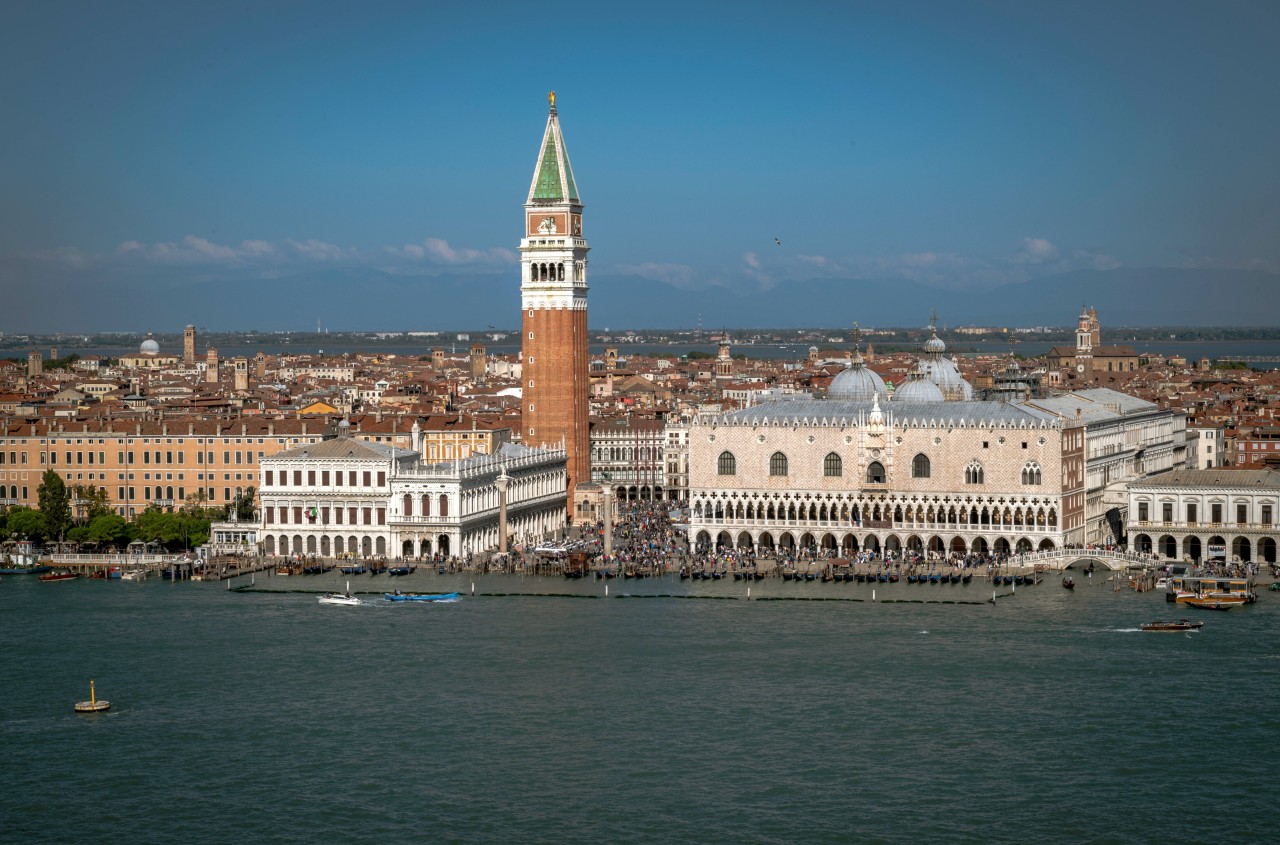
[916,328,974,400]
[828,354,888,401]
[892,370,945,402]
[139,333,160,355]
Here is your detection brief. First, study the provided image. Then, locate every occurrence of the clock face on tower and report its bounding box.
[1077,363,1086,373]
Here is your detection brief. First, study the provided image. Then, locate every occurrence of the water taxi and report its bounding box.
[1165,575,1256,607]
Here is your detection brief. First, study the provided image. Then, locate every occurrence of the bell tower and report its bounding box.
[520,91,590,505]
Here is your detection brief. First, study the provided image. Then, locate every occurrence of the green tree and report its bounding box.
[71,484,113,523]
[37,470,71,541]
[87,513,131,548]
[134,506,170,545]
[67,525,91,544]
[233,486,257,521]
[7,508,48,543]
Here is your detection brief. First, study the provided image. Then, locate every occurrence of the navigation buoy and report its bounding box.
[74,679,110,713]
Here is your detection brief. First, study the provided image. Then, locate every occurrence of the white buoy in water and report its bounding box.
[747,587,751,600]
[471,582,475,596]
[872,589,876,602]
[605,585,609,597]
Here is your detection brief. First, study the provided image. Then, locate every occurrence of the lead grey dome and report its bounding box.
[828,358,888,401]
[892,371,945,402]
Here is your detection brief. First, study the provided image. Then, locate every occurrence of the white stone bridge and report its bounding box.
[1008,548,1158,572]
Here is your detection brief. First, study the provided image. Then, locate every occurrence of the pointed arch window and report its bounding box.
[717,451,736,476]
[769,452,789,477]
[866,461,886,483]
[911,453,931,478]
[1021,461,1042,486]
[823,452,842,477]
[965,461,985,485]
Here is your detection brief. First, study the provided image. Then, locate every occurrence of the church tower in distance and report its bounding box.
[520,91,590,506]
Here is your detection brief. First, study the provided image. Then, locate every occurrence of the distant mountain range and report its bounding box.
[2,262,1275,332]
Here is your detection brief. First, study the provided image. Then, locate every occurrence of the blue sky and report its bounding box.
[1,0,1277,331]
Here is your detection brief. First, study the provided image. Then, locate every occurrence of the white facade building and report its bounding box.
[1186,425,1225,470]
[1019,389,1186,544]
[259,423,567,560]
[1127,469,1279,563]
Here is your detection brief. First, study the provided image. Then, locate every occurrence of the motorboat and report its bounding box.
[384,591,461,602]
[38,570,79,582]
[320,581,362,606]
[1141,620,1204,632]
[318,592,362,606]
[120,569,147,581]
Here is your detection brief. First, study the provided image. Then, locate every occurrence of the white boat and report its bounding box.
[319,580,361,606]
[121,569,147,581]
[318,592,361,606]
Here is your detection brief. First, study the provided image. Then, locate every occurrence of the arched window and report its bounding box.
[866,461,885,483]
[438,494,449,517]
[1021,461,1042,485]
[403,494,413,517]
[770,452,789,476]
[823,452,842,477]
[965,461,985,485]
[717,451,736,476]
[911,453,931,478]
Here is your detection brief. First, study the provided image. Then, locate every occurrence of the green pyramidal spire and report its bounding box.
[528,91,580,204]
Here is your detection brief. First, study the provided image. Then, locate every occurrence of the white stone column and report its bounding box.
[496,471,510,553]
[603,487,613,556]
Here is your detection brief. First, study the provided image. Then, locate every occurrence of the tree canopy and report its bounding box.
[37,471,71,541]
[7,508,48,542]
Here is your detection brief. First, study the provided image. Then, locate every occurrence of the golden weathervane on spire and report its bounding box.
[548,90,556,109]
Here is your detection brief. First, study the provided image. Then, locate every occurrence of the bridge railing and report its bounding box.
[46,553,182,565]
[1006,548,1160,569]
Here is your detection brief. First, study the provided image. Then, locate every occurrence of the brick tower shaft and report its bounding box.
[520,92,590,506]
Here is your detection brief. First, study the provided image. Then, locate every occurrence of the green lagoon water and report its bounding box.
[2,572,1277,844]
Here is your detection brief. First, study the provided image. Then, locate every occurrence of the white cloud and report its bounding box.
[286,239,348,261]
[114,235,293,265]
[1012,237,1059,264]
[613,262,696,287]
[741,251,775,289]
[388,237,515,266]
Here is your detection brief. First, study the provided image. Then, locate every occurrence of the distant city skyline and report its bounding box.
[2,0,1277,332]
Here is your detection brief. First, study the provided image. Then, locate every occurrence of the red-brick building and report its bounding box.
[520,92,590,512]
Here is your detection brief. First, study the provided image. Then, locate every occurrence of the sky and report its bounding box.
[1,0,1277,332]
